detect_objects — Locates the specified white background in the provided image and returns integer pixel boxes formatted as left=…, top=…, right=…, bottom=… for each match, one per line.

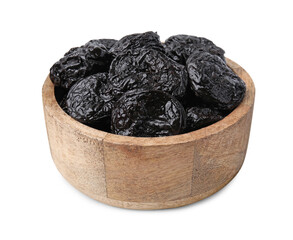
left=0, top=0, right=292, bottom=239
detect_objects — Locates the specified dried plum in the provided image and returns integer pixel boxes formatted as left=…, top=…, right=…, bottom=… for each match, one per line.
left=109, top=31, right=165, bottom=56
left=108, top=49, right=188, bottom=98
left=64, top=73, right=112, bottom=125
left=50, top=40, right=113, bottom=89
left=186, top=51, right=246, bottom=111
left=164, top=34, right=225, bottom=64
left=111, top=89, right=186, bottom=137
left=186, top=106, right=223, bottom=132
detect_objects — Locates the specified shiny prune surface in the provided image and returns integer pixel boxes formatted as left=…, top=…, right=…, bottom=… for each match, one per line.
left=109, top=31, right=165, bottom=56
left=108, top=49, right=188, bottom=98
left=186, top=106, right=224, bottom=132
left=111, top=89, right=186, bottom=137
left=186, top=51, right=246, bottom=111
left=50, top=40, right=113, bottom=89
left=64, top=73, right=112, bottom=125
left=164, top=34, right=225, bottom=64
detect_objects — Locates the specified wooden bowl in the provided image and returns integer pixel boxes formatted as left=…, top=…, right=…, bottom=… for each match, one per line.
left=42, top=58, right=255, bottom=210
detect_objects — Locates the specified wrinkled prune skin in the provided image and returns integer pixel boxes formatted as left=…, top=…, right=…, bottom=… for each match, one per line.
left=108, top=49, right=188, bottom=98
left=50, top=40, right=113, bottom=89
left=186, top=51, right=246, bottom=111
left=186, top=106, right=224, bottom=132
left=164, top=35, right=225, bottom=64
left=111, top=89, right=186, bottom=137
left=87, top=39, right=117, bottom=51
left=65, top=73, right=113, bottom=125
left=101, top=73, right=149, bottom=101
left=64, top=39, right=117, bottom=56
left=109, top=31, right=165, bottom=56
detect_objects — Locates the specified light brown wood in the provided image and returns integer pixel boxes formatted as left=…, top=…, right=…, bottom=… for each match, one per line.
left=42, top=58, right=255, bottom=209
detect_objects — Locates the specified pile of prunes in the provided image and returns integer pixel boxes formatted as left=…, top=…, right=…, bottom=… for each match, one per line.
left=50, top=32, right=246, bottom=137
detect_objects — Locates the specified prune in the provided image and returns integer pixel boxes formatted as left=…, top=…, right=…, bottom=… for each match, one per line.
left=64, top=73, right=113, bottom=125
left=186, top=106, right=224, bottom=132
left=111, top=89, right=186, bottom=137
left=164, top=34, right=225, bottom=64
left=186, top=51, right=246, bottom=111
left=108, top=49, right=188, bottom=98
left=50, top=40, right=113, bottom=89
left=109, top=31, right=165, bottom=56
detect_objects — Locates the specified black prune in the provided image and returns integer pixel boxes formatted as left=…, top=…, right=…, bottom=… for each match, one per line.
left=64, top=73, right=113, bottom=125
left=186, top=106, right=224, bottom=132
left=108, top=49, right=188, bottom=98
left=50, top=40, right=113, bottom=89
left=186, top=51, right=246, bottom=111
left=164, top=34, right=225, bottom=64
left=109, top=31, right=165, bottom=56
left=111, top=89, right=186, bottom=137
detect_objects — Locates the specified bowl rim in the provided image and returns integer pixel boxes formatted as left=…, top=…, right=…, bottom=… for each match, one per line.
left=43, top=58, right=255, bottom=146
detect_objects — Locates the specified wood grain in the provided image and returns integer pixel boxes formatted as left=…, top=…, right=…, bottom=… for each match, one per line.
left=42, top=58, right=255, bottom=209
